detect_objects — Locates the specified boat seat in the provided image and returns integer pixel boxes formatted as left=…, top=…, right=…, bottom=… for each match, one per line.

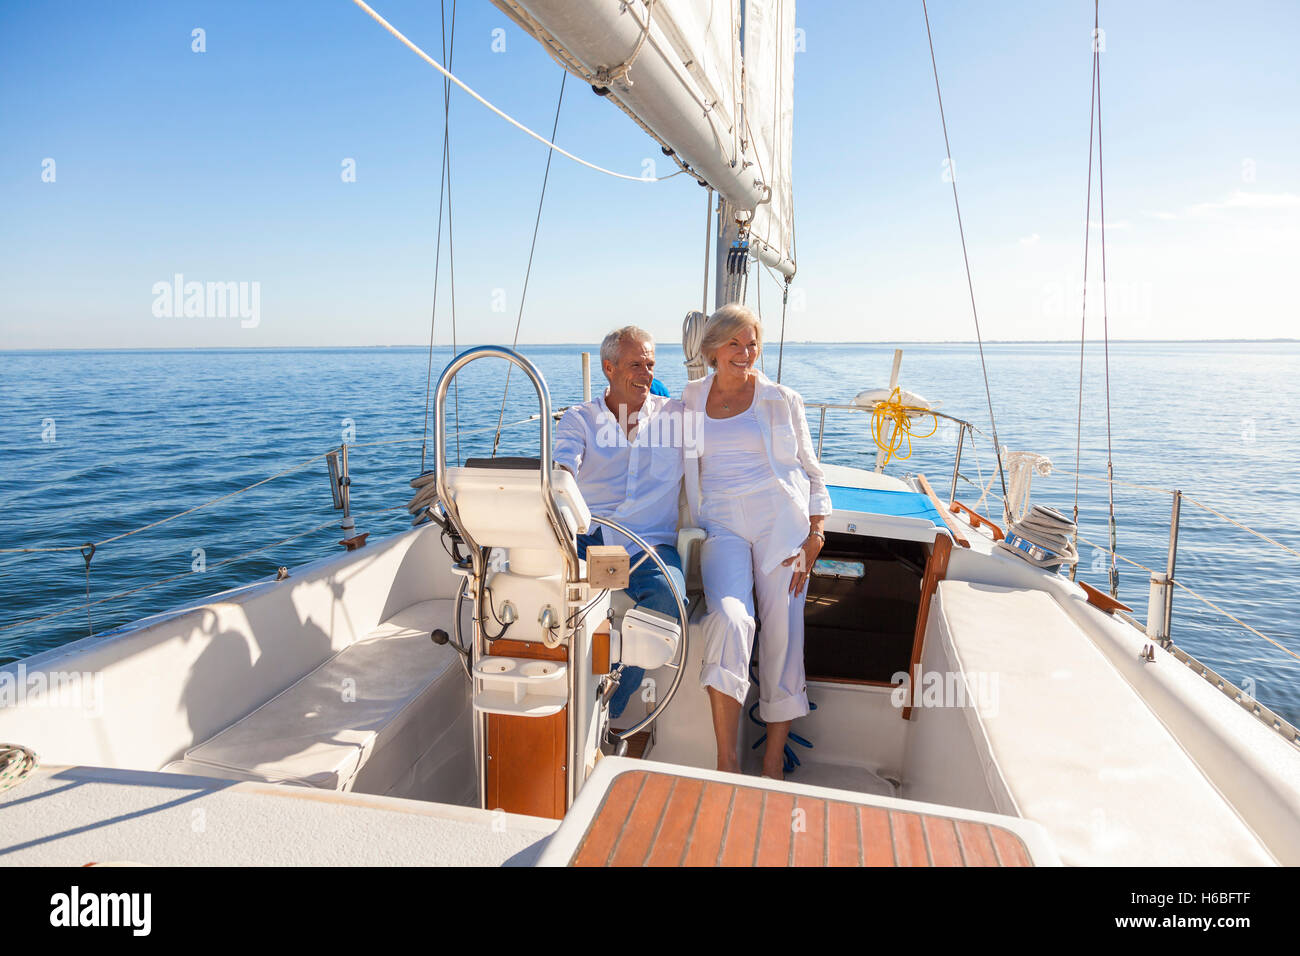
left=932, top=580, right=1277, bottom=866
left=166, top=600, right=466, bottom=793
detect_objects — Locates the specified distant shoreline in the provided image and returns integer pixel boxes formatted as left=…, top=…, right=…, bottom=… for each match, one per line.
left=3, top=339, right=1297, bottom=353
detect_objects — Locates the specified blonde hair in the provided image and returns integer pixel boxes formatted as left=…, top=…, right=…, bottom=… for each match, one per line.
left=701, top=303, right=763, bottom=369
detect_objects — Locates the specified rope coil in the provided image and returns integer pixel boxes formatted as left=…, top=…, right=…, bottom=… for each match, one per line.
left=0, top=744, right=38, bottom=793
left=868, top=387, right=938, bottom=467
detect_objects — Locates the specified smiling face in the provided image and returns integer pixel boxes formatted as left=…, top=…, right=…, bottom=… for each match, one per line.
left=603, top=335, right=655, bottom=414
left=712, top=323, right=760, bottom=382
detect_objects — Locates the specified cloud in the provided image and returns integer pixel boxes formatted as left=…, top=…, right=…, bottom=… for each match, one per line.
left=1019, top=233, right=1041, bottom=246
left=1187, top=191, right=1300, bottom=216
left=1142, top=210, right=1179, bottom=221
left=1088, top=219, right=1131, bottom=230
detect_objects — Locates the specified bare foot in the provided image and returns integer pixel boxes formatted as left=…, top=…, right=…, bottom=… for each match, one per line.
left=761, top=761, right=785, bottom=781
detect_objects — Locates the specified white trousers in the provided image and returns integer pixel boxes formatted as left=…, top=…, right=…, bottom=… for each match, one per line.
left=698, top=486, right=810, bottom=723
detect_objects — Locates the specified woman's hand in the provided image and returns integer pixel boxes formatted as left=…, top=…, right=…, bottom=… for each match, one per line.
left=782, top=531, right=825, bottom=595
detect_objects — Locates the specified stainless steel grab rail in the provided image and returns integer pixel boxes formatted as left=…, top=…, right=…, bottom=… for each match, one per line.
left=432, top=345, right=583, bottom=808
left=433, top=346, right=581, bottom=582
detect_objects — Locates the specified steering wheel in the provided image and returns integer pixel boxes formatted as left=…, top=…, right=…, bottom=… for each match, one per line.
left=585, top=515, right=690, bottom=746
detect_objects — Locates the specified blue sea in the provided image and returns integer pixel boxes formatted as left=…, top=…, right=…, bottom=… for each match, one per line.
left=2, top=342, right=1298, bottom=725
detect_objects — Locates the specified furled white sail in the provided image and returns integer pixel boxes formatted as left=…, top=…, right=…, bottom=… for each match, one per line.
left=494, top=0, right=796, bottom=277
left=740, top=0, right=795, bottom=277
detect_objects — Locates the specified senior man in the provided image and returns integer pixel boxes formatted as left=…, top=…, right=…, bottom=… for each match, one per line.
left=553, top=326, right=686, bottom=722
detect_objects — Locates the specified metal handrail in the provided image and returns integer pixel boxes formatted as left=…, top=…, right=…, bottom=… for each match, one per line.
left=804, top=400, right=983, bottom=501
left=432, top=346, right=580, bottom=583
left=431, top=345, right=583, bottom=810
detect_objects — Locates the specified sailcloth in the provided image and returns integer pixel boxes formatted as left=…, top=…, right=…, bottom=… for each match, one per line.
left=493, top=0, right=796, bottom=277
left=741, top=0, right=796, bottom=276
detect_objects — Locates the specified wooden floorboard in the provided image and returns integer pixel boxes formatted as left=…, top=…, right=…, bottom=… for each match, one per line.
left=570, top=770, right=1036, bottom=867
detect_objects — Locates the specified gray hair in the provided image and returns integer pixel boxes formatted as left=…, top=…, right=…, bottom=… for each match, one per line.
left=599, top=325, right=655, bottom=371
left=701, top=303, right=762, bottom=369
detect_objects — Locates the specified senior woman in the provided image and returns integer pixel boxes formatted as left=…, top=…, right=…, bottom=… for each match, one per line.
left=683, top=303, right=831, bottom=778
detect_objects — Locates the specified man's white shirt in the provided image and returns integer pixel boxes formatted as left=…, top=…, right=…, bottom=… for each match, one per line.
left=552, top=391, right=685, bottom=556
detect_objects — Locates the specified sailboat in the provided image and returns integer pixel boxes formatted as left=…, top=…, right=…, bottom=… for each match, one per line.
left=2, top=0, right=1298, bottom=868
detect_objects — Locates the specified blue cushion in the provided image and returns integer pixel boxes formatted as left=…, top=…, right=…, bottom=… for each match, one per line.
left=827, top=485, right=945, bottom=527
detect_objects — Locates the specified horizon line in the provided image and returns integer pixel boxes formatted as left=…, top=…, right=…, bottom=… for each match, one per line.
left=3, top=337, right=1297, bottom=353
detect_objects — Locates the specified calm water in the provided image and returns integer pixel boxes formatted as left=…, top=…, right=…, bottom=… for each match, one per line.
left=2, top=342, right=1298, bottom=725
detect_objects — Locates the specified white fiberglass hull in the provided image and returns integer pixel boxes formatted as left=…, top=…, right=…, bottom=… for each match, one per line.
left=2, top=464, right=1298, bottom=866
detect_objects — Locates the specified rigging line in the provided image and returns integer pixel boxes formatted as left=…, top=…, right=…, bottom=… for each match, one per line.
left=1071, top=6, right=1100, bottom=582
left=619, top=0, right=737, bottom=168
left=606, top=0, right=656, bottom=86
left=920, top=0, right=1011, bottom=521
left=420, top=0, right=454, bottom=474
left=756, top=261, right=790, bottom=382
left=502, top=0, right=716, bottom=162
left=0, top=506, right=411, bottom=636
left=0, top=422, right=564, bottom=562
left=776, top=280, right=789, bottom=384
left=1073, top=533, right=1300, bottom=666
left=83, top=549, right=93, bottom=637
left=492, top=70, right=568, bottom=458
left=732, top=0, right=740, bottom=166
left=497, top=5, right=695, bottom=187
left=440, top=0, right=462, bottom=467
left=1095, top=3, right=1119, bottom=599
left=755, top=249, right=766, bottom=373
left=702, top=187, right=713, bottom=314
left=1049, top=467, right=1173, bottom=497
left=771, top=267, right=790, bottom=384
left=965, top=428, right=991, bottom=517
left=350, top=0, right=684, bottom=183
left=0, top=450, right=336, bottom=554
left=0, top=518, right=336, bottom=635
left=1182, top=495, right=1300, bottom=560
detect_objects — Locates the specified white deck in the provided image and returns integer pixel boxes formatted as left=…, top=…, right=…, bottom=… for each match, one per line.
left=0, top=765, right=555, bottom=867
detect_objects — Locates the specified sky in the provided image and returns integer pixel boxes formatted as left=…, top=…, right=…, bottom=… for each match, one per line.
left=1, top=0, right=1297, bottom=350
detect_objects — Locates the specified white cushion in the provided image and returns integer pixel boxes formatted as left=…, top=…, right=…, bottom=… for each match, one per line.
left=934, top=580, right=1276, bottom=866
left=180, top=600, right=463, bottom=792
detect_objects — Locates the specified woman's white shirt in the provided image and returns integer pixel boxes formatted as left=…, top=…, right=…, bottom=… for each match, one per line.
left=700, top=400, right=770, bottom=497
left=682, top=370, right=832, bottom=575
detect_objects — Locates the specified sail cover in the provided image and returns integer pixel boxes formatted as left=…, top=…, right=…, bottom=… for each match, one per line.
left=493, top=0, right=796, bottom=277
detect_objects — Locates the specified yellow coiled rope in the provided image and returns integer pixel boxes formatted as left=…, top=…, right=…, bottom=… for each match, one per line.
left=870, top=387, right=939, bottom=467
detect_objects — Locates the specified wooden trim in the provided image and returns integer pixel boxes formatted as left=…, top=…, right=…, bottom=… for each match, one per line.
left=949, top=499, right=1004, bottom=541
left=916, top=474, right=970, bottom=548
left=484, top=634, right=570, bottom=819
left=592, top=622, right=611, bottom=674
left=623, top=729, right=651, bottom=759
left=486, top=637, right=567, bottom=662
left=485, top=707, right=567, bottom=820
left=806, top=674, right=903, bottom=689
left=903, top=533, right=952, bottom=720
left=1078, top=580, right=1133, bottom=615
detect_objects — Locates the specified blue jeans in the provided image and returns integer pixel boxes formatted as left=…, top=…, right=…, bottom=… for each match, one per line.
left=578, top=530, right=685, bottom=720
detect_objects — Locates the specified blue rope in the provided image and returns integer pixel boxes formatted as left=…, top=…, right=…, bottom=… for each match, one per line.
left=747, top=663, right=815, bottom=774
